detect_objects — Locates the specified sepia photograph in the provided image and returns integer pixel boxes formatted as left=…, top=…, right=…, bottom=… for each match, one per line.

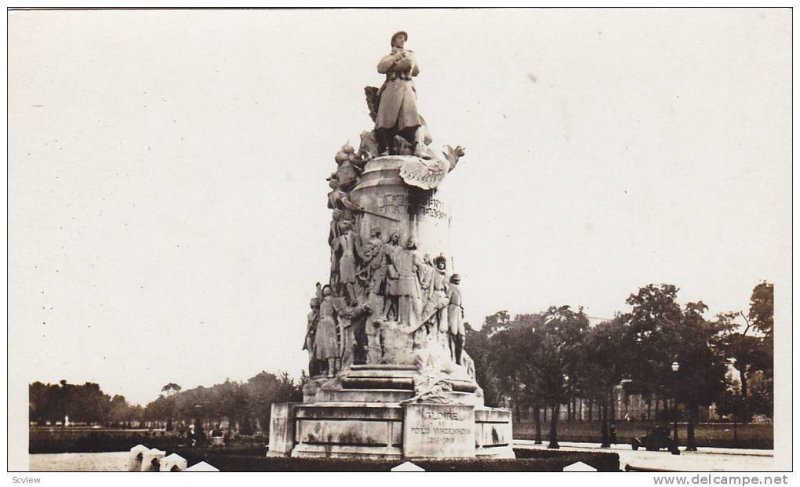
left=6, top=5, right=792, bottom=480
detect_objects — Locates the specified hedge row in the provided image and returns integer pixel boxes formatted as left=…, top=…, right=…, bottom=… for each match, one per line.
left=29, top=431, right=185, bottom=454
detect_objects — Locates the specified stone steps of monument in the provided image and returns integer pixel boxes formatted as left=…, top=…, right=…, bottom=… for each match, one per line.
left=296, top=402, right=403, bottom=420
left=340, top=377, right=477, bottom=394
left=349, top=364, right=419, bottom=371
left=341, top=377, right=415, bottom=390
left=315, top=389, right=483, bottom=406
left=344, top=370, right=418, bottom=379
left=341, top=366, right=479, bottom=394
left=316, top=389, right=413, bottom=403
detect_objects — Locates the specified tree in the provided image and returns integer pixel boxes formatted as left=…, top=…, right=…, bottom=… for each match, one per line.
left=29, top=380, right=141, bottom=427
left=29, top=382, right=52, bottom=425
left=464, top=322, right=503, bottom=407
left=144, top=371, right=303, bottom=435
left=672, top=302, right=728, bottom=450
left=716, top=282, right=774, bottom=423
left=467, top=307, right=589, bottom=448
left=161, top=383, right=182, bottom=397
left=748, top=282, right=774, bottom=338
left=621, top=284, right=684, bottom=422
left=530, top=306, right=588, bottom=449
left=244, top=371, right=301, bottom=433
left=582, top=317, right=627, bottom=447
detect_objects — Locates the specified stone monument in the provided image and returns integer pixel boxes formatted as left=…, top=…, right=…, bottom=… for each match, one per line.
left=269, top=31, right=513, bottom=460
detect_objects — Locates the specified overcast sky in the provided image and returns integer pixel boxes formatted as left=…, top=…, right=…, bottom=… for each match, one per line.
left=8, top=8, right=791, bottom=406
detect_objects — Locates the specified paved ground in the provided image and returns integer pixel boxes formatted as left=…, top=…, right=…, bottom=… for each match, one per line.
left=29, top=444, right=778, bottom=472
left=514, top=440, right=777, bottom=471
left=28, top=452, right=130, bottom=471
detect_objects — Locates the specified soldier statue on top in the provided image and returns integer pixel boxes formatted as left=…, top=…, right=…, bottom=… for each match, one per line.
left=374, top=31, right=422, bottom=156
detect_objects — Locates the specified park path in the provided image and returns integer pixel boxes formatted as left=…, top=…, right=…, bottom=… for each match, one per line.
left=514, top=440, right=777, bottom=471
left=28, top=452, right=129, bottom=471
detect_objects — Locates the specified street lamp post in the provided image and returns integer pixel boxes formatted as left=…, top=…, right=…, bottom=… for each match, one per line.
left=671, top=362, right=680, bottom=444
left=686, top=410, right=698, bottom=451
left=194, top=404, right=206, bottom=446
left=548, top=374, right=568, bottom=449
left=547, top=403, right=560, bottom=449
left=600, top=385, right=610, bottom=448
left=600, top=403, right=610, bottom=447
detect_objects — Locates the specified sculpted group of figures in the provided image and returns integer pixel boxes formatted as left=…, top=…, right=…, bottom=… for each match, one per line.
left=303, top=231, right=466, bottom=378
left=301, top=31, right=469, bottom=379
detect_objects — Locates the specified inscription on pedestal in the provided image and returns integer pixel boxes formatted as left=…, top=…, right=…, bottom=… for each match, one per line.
left=403, top=403, right=475, bottom=458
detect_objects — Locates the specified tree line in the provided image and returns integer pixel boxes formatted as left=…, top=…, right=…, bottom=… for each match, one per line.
left=465, top=282, right=773, bottom=448
left=142, top=372, right=302, bottom=434
left=29, top=380, right=144, bottom=427
left=29, top=371, right=303, bottom=435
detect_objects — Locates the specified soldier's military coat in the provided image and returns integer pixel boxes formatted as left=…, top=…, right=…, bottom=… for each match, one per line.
left=375, top=49, right=422, bottom=131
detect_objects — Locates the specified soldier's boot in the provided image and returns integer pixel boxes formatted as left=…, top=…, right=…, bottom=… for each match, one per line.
left=399, top=127, right=418, bottom=155
left=454, top=334, right=465, bottom=365
left=376, top=129, right=390, bottom=156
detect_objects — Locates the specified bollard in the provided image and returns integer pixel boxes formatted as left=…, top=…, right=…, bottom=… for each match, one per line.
left=186, top=461, right=219, bottom=472
left=160, top=453, right=188, bottom=472
left=128, top=444, right=150, bottom=472
left=140, top=448, right=166, bottom=472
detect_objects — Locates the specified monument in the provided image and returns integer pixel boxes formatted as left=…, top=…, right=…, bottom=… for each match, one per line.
left=269, top=31, right=513, bottom=460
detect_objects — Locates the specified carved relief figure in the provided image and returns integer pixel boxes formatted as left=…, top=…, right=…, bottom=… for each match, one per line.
left=417, top=254, right=435, bottom=300
left=358, top=129, right=379, bottom=161
left=303, top=297, right=321, bottom=376
left=334, top=220, right=359, bottom=304
left=327, top=178, right=361, bottom=223
left=330, top=147, right=360, bottom=193
left=357, top=228, right=384, bottom=294
left=390, top=237, right=423, bottom=328
left=420, top=255, right=449, bottom=339
left=332, top=298, right=372, bottom=368
left=315, top=285, right=341, bottom=377
left=447, top=273, right=465, bottom=365
left=381, top=231, right=403, bottom=319
left=328, top=209, right=344, bottom=289
left=375, top=31, right=422, bottom=156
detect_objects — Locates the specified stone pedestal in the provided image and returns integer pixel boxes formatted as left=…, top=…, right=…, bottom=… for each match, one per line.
left=267, top=402, right=296, bottom=458
left=275, top=365, right=513, bottom=459
left=475, top=408, right=515, bottom=458
left=291, top=402, right=404, bottom=459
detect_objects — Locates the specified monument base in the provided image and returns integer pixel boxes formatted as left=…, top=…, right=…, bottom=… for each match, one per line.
left=270, top=366, right=513, bottom=460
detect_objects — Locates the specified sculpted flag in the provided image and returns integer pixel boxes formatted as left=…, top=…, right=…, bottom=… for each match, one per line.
left=397, top=144, right=466, bottom=190
left=398, top=157, right=451, bottom=190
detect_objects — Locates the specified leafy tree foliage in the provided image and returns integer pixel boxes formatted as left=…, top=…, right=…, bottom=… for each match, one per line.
left=143, top=371, right=302, bottom=434
left=30, top=370, right=303, bottom=434
left=716, top=281, right=774, bottom=422
left=28, top=381, right=140, bottom=426
left=469, top=281, right=772, bottom=446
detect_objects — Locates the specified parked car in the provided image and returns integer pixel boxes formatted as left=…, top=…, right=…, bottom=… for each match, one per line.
left=631, top=426, right=680, bottom=454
